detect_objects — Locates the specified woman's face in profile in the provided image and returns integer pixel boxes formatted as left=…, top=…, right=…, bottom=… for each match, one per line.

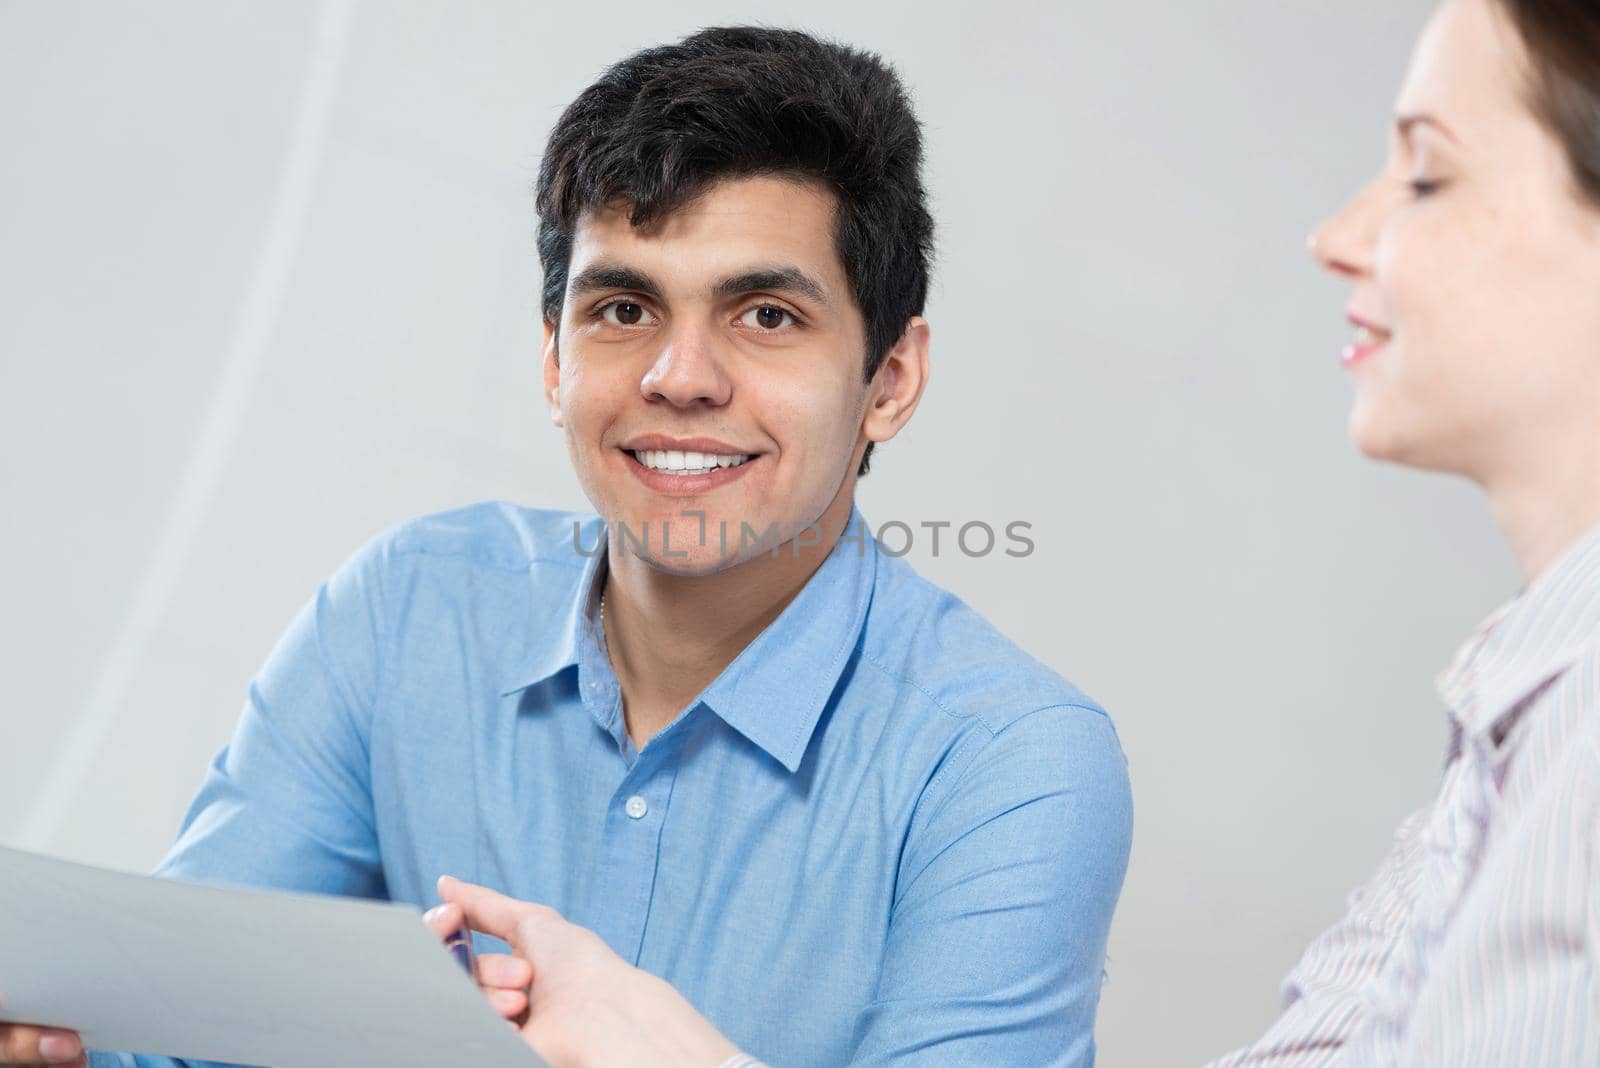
left=1310, top=0, right=1600, bottom=485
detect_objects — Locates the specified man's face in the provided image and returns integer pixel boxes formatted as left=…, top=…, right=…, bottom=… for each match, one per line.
left=543, top=175, right=875, bottom=575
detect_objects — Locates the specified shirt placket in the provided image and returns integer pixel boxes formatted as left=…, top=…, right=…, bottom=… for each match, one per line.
left=588, top=723, right=685, bottom=965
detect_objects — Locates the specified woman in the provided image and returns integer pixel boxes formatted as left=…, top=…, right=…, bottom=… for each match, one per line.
left=444, top=0, right=1600, bottom=1063
left=1211, top=0, right=1600, bottom=1063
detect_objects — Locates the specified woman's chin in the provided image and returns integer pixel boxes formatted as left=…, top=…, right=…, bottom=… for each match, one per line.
left=1348, top=406, right=1465, bottom=475
left=1348, top=402, right=1416, bottom=466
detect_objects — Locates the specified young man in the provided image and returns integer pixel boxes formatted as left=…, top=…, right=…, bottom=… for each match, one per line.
left=11, top=26, right=1131, bottom=1068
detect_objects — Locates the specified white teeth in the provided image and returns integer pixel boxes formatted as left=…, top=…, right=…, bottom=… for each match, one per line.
left=632, top=449, right=752, bottom=474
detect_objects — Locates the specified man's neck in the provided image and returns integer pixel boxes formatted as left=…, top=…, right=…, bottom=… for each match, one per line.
left=600, top=488, right=858, bottom=750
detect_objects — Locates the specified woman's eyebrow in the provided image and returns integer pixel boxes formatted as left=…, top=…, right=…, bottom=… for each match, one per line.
left=1396, top=112, right=1460, bottom=145
left=713, top=266, right=830, bottom=306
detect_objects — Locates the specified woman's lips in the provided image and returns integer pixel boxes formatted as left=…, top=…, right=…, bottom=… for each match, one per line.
left=1341, top=336, right=1387, bottom=367
left=1342, top=318, right=1391, bottom=368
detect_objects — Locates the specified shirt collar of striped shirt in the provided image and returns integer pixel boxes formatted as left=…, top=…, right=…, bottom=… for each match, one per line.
left=1437, top=519, right=1600, bottom=743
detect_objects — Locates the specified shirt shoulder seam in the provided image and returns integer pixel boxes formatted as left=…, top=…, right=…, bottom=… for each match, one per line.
left=388, top=543, right=589, bottom=574
left=855, top=647, right=1106, bottom=737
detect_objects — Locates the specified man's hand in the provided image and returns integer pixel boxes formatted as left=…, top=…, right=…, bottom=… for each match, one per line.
left=436, top=875, right=743, bottom=1068
left=0, top=1023, right=85, bottom=1067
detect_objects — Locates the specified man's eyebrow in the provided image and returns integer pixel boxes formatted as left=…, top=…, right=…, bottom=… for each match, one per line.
left=1396, top=112, right=1460, bottom=145
left=567, top=264, right=663, bottom=300
left=713, top=266, right=830, bottom=306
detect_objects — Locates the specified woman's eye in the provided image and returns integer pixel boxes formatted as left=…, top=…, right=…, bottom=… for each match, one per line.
left=740, top=305, right=794, bottom=331
left=601, top=301, right=650, bottom=326
left=1408, top=178, right=1442, bottom=197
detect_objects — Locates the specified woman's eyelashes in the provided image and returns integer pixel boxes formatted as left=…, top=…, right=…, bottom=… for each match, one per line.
left=1394, top=134, right=1449, bottom=200
left=1401, top=153, right=1446, bottom=197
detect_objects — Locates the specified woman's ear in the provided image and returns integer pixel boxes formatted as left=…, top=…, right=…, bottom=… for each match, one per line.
left=541, top=318, right=564, bottom=428
left=861, top=317, right=931, bottom=445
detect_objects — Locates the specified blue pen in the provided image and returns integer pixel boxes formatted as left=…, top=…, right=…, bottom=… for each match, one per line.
left=444, top=922, right=477, bottom=977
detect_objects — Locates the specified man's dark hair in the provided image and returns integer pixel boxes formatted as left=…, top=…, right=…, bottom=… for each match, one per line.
left=536, top=25, right=935, bottom=477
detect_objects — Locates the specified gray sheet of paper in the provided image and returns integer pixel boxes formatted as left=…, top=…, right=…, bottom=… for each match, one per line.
left=0, top=845, right=545, bottom=1067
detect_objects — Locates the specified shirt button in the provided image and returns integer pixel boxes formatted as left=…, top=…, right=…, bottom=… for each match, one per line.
left=624, top=795, right=648, bottom=820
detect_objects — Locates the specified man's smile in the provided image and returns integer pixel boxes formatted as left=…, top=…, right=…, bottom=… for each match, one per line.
left=617, top=434, right=765, bottom=495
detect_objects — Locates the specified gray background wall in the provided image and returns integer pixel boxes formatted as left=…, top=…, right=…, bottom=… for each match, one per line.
left=0, top=1, right=1512, bottom=1063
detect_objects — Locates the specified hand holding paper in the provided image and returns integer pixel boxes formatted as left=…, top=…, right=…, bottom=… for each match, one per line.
left=422, top=903, right=534, bottom=1024
left=0, top=1021, right=84, bottom=1067
left=437, top=876, right=742, bottom=1068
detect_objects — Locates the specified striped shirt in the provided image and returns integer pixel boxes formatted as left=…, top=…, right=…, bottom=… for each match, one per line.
left=1209, top=523, right=1600, bottom=1066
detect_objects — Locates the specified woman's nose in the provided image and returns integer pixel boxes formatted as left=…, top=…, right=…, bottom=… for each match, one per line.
left=1308, top=180, right=1383, bottom=280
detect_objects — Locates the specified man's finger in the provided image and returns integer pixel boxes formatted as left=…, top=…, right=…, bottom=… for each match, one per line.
left=475, top=952, right=533, bottom=990
left=39, top=1030, right=83, bottom=1066
left=0, top=1022, right=84, bottom=1064
left=0, top=1022, right=40, bottom=1061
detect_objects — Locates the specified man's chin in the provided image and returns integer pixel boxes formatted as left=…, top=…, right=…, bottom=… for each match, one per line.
left=609, top=532, right=792, bottom=578
left=610, top=506, right=765, bottom=554
left=632, top=550, right=745, bottom=578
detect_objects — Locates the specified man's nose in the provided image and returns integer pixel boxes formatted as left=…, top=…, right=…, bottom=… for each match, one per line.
left=638, top=323, right=734, bottom=408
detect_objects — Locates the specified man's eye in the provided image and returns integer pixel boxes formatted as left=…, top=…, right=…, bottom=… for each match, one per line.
left=601, top=301, right=650, bottom=326
left=739, top=305, right=794, bottom=331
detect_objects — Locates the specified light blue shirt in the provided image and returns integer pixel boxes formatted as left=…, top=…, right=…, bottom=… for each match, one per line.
left=91, top=501, right=1132, bottom=1067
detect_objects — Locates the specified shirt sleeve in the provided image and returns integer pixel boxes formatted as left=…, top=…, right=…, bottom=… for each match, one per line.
left=86, top=534, right=393, bottom=1068
left=1205, top=806, right=1431, bottom=1067
left=845, top=704, right=1134, bottom=1067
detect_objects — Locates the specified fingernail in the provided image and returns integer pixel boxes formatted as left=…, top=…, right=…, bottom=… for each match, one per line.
left=40, top=1032, right=83, bottom=1061
left=424, top=905, right=445, bottom=922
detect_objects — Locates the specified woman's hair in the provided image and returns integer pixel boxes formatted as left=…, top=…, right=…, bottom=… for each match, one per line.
left=536, top=26, right=936, bottom=477
left=1494, top=0, right=1600, bottom=205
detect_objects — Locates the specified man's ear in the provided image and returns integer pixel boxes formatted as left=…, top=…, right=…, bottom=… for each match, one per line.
left=541, top=317, right=564, bottom=428
left=861, top=317, right=931, bottom=445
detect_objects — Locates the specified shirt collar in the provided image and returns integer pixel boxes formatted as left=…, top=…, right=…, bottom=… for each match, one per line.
left=697, top=505, right=878, bottom=772
left=500, top=506, right=879, bottom=774
left=1437, top=519, right=1600, bottom=740
left=498, top=516, right=604, bottom=697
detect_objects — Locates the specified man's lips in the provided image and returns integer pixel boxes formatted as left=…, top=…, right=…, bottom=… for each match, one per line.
left=619, top=446, right=760, bottom=496
left=619, top=434, right=758, bottom=455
